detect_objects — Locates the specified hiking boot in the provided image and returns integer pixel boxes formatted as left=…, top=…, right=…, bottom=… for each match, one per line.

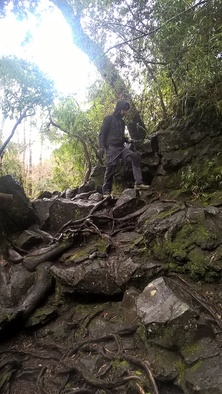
left=134, top=183, right=151, bottom=190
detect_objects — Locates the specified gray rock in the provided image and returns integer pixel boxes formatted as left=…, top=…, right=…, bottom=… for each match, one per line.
left=138, top=201, right=185, bottom=240
left=16, top=229, right=43, bottom=250
left=50, top=255, right=139, bottom=295
left=181, top=337, right=219, bottom=365
left=32, top=198, right=53, bottom=229
left=121, top=287, right=140, bottom=325
left=48, top=199, right=96, bottom=232
left=0, top=175, right=37, bottom=232
left=65, top=188, right=78, bottom=199
left=36, top=191, right=53, bottom=199
left=185, top=355, right=222, bottom=393
left=88, top=192, right=103, bottom=201
left=113, top=188, right=145, bottom=218
left=0, top=264, right=36, bottom=308
left=136, top=277, right=192, bottom=325
left=33, top=198, right=98, bottom=233
left=7, top=248, right=23, bottom=263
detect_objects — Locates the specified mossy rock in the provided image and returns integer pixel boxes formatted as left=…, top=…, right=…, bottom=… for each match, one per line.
left=151, top=218, right=221, bottom=280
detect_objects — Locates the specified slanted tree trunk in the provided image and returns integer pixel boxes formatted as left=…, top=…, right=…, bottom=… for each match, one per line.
left=28, top=123, right=33, bottom=197
left=77, top=135, right=91, bottom=184
left=0, top=111, right=32, bottom=160
left=51, top=0, right=146, bottom=140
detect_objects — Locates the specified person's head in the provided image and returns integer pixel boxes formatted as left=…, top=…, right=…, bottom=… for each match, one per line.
left=114, top=100, right=130, bottom=117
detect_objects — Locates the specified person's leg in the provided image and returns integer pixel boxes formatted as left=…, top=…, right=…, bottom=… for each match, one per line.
left=102, top=164, right=116, bottom=195
left=102, top=145, right=121, bottom=195
left=122, top=147, right=150, bottom=189
left=122, top=148, right=143, bottom=184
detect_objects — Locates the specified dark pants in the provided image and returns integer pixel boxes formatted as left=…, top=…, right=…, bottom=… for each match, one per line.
left=102, top=145, right=143, bottom=194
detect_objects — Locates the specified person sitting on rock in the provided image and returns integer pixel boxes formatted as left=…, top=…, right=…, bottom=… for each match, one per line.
left=98, top=100, right=150, bottom=198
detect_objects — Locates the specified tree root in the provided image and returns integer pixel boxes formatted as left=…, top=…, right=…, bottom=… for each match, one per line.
left=96, top=342, right=159, bottom=394
left=62, top=389, right=95, bottom=393
left=36, top=365, right=48, bottom=394
left=120, top=353, right=159, bottom=394
left=135, top=382, right=146, bottom=394
left=57, top=360, right=141, bottom=390
left=57, top=320, right=159, bottom=393
left=55, top=197, right=113, bottom=237
left=114, top=205, right=149, bottom=223
left=23, top=239, right=74, bottom=271
left=0, top=359, right=21, bottom=393
left=63, top=324, right=139, bottom=358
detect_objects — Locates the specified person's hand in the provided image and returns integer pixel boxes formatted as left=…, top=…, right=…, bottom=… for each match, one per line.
left=98, top=148, right=105, bottom=159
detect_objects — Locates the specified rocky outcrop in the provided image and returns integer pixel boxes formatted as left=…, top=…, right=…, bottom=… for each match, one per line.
left=1, top=89, right=222, bottom=392
left=0, top=175, right=37, bottom=233
left=91, top=114, right=222, bottom=192
left=0, top=174, right=221, bottom=394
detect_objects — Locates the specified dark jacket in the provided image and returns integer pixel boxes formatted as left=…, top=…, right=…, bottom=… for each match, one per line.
left=99, top=100, right=130, bottom=149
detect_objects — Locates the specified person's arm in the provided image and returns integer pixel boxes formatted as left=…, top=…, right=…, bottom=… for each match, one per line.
left=99, top=115, right=112, bottom=148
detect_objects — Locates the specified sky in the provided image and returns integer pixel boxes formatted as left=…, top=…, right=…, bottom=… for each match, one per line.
left=0, top=4, right=99, bottom=102
left=0, top=3, right=99, bottom=165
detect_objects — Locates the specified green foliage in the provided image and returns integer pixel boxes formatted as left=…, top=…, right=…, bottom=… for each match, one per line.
left=52, top=140, right=85, bottom=190
left=50, top=87, right=120, bottom=190
left=81, top=0, right=222, bottom=131
left=50, top=95, right=99, bottom=189
left=87, top=80, right=116, bottom=130
left=0, top=56, right=56, bottom=118
left=181, top=160, right=222, bottom=194
left=0, top=0, right=39, bottom=19
left=152, top=0, right=222, bottom=118
left=51, top=95, right=96, bottom=146
left=0, top=142, right=25, bottom=185
left=187, top=248, right=207, bottom=279
left=30, top=158, right=59, bottom=198
left=32, top=176, right=58, bottom=198
left=1, top=1, right=222, bottom=135
left=0, top=0, right=221, bottom=192
left=0, top=142, right=58, bottom=198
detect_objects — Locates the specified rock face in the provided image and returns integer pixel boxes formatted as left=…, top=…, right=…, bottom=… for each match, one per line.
left=50, top=255, right=140, bottom=295
left=0, top=175, right=37, bottom=232
left=0, top=178, right=221, bottom=394
left=147, top=111, right=222, bottom=191
left=113, top=188, right=145, bottom=217
left=136, top=277, right=193, bottom=324
left=0, top=113, right=222, bottom=393
left=91, top=114, right=222, bottom=192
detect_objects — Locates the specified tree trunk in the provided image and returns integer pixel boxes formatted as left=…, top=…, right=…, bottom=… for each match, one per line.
left=51, top=0, right=146, bottom=140
left=77, top=135, right=92, bottom=184
left=28, top=123, right=33, bottom=197
left=0, top=111, right=31, bottom=159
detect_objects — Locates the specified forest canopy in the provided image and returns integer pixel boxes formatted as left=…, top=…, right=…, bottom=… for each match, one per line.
left=0, top=0, right=221, bottom=196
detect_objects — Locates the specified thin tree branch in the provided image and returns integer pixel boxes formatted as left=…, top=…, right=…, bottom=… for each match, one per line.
left=49, top=116, right=69, bottom=134
left=76, top=135, right=91, bottom=184
left=0, top=109, right=34, bottom=157
left=104, top=0, right=208, bottom=54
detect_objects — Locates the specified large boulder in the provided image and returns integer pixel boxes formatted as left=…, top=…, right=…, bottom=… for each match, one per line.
left=50, top=255, right=140, bottom=295
left=33, top=197, right=97, bottom=233
left=113, top=188, right=145, bottom=218
left=136, top=277, right=194, bottom=325
left=151, top=119, right=222, bottom=190
left=0, top=175, right=37, bottom=233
